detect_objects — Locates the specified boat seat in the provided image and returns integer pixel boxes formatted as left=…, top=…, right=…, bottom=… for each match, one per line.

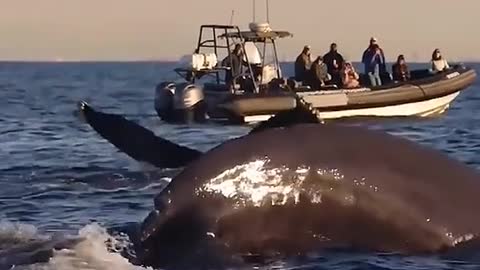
left=410, top=69, right=433, bottom=80
left=359, top=74, right=370, bottom=86
left=238, top=77, right=256, bottom=93
left=295, top=86, right=312, bottom=92
left=359, top=72, right=393, bottom=87
left=318, top=85, right=339, bottom=90
left=204, top=83, right=230, bottom=92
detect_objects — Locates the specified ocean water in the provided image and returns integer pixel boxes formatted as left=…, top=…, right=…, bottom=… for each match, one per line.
left=0, top=61, right=479, bottom=270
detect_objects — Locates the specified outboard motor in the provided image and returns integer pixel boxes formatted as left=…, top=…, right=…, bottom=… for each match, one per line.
left=154, top=82, right=176, bottom=122
left=154, top=82, right=207, bottom=123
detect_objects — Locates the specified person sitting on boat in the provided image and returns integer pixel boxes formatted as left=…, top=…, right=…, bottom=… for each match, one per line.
left=308, top=56, right=331, bottom=89
left=341, top=61, right=360, bottom=88
left=392, top=54, right=410, bottom=82
left=430, top=48, right=450, bottom=73
left=221, top=44, right=244, bottom=87
left=323, top=43, right=344, bottom=86
left=294, top=45, right=312, bottom=84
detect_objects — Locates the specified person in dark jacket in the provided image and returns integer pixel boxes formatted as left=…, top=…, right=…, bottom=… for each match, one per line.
left=363, top=43, right=385, bottom=86
left=362, top=37, right=386, bottom=86
left=309, top=56, right=330, bottom=89
left=222, top=44, right=243, bottom=87
left=294, top=45, right=312, bottom=84
left=361, top=37, right=386, bottom=68
left=323, top=43, right=344, bottom=86
left=392, top=54, right=410, bottom=82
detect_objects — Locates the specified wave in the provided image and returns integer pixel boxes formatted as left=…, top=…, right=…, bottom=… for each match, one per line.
left=0, top=220, right=151, bottom=270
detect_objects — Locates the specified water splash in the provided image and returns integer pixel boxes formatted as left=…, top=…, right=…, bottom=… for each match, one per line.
left=0, top=221, right=150, bottom=270
left=0, top=220, right=41, bottom=246
left=43, top=223, right=149, bottom=270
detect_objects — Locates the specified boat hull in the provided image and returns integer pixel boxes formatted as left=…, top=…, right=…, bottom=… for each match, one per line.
left=319, top=90, right=458, bottom=119
left=216, top=91, right=459, bottom=123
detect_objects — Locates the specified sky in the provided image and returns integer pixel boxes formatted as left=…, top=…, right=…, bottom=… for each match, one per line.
left=0, top=0, right=479, bottom=62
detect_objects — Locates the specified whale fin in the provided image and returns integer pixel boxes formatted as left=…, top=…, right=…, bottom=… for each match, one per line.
left=77, top=101, right=202, bottom=168
left=249, top=102, right=322, bottom=134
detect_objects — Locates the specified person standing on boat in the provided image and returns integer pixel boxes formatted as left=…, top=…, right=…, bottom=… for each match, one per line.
left=222, top=44, right=244, bottom=87
left=362, top=37, right=386, bottom=86
left=392, top=54, right=410, bottom=82
left=362, top=37, right=386, bottom=68
left=294, top=45, right=312, bottom=84
left=309, top=56, right=331, bottom=89
left=363, top=44, right=385, bottom=87
left=430, top=48, right=450, bottom=73
left=323, top=43, right=344, bottom=86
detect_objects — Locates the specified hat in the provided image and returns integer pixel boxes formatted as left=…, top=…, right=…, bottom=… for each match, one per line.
left=304, top=45, right=311, bottom=50
left=370, top=37, right=378, bottom=42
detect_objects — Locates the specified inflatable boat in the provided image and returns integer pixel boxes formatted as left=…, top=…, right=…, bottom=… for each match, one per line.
left=154, top=24, right=477, bottom=124
left=217, top=65, right=476, bottom=123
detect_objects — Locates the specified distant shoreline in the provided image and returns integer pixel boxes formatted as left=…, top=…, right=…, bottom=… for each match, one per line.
left=0, top=60, right=178, bottom=64
left=0, top=60, right=478, bottom=64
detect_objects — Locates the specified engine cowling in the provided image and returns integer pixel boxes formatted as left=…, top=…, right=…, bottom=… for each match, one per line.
left=154, top=82, right=206, bottom=123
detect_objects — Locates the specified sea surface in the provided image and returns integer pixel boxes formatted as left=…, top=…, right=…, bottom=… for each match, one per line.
left=0, top=61, right=479, bottom=270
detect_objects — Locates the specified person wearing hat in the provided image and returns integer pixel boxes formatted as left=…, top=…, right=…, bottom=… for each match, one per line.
left=323, top=43, right=344, bottom=86
left=392, top=54, right=410, bottom=82
left=361, top=37, right=386, bottom=86
left=309, top=55, right=331, bottom=89
left=294, top=45, right=312, bottom=84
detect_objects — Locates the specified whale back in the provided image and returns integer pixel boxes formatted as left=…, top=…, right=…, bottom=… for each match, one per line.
left=162, top=124, right=480, bottom=243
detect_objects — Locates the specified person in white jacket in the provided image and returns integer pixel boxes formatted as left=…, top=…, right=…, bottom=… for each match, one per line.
left=430, top=48, right=450, bottom=73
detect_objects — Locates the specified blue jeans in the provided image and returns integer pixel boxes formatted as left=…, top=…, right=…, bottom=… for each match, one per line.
left=368, top=71, right=382, bottom=87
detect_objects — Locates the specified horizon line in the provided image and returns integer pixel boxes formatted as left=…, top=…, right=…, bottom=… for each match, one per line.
left=0, top=59, right=479, bottom=64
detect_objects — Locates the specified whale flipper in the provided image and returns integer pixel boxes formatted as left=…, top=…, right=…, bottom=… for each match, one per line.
left=250, top=101, right=322, bottom=134
left=78, top=101, right=202, bottom=169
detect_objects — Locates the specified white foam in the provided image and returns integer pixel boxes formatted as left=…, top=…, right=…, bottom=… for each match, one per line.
left=43, top=223, right=151, bottom=270
left=0, top=220, right=40, bottom=243
left=2, top=221, right=151, bottom=270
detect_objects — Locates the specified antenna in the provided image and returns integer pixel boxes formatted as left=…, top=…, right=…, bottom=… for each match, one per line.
left=266, top=0, right=270, bottom=23
left=230, top=10, right=235, bottom=25
left=252, top=0, right=256, bottom=22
